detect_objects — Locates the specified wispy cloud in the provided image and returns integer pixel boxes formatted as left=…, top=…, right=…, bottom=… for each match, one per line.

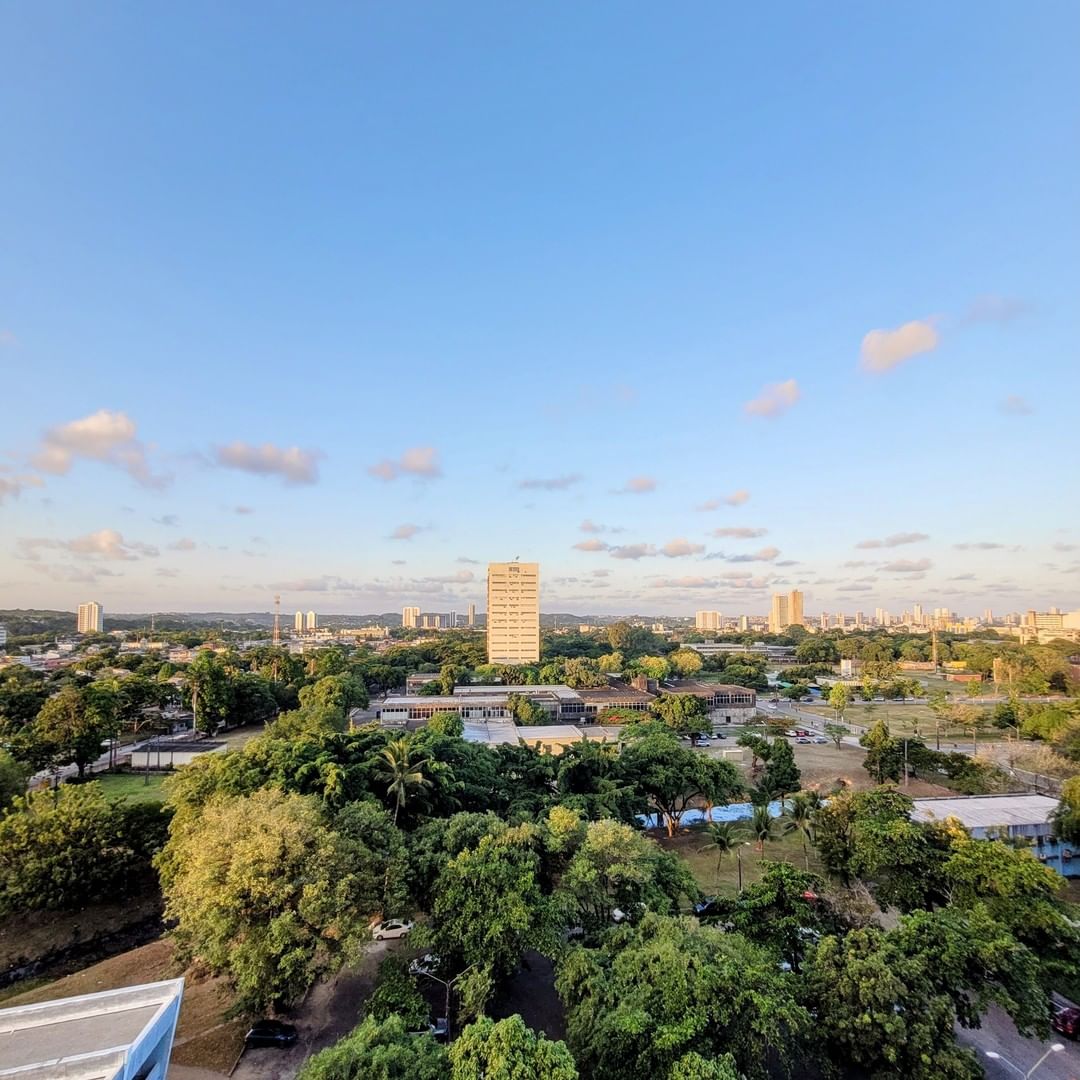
left=573, top=539, right=610, bottom=552
left=169, top=537, right=197, bottom=551
left=610, top=543, right=657, bottom=560
left=962, top=294, right=1029, bottom=325
left=881, top=558, right=933, bottom=573
left=860, top=320, right=939, bottom=373
left=0, top=329, right=17, bottom=347
left=233, top=505, right=255, bottom=515
left=953, top=541, right=1005, bottom=551
left=368, top=446, right=442, bottom=481
left=999, top=394, right=1033, bottom=416
left=648, top=576, right=719, bottom=589
left=856, top=532, right=929, bottom=549
left=214, top=441, right=321, bottom=485
left=725, top=546, right=781, bottom=563
left=711, top=527, right=767, bottom=539
left=19, top=528, right=159, bottom=562
left=519, top=473, right=582, bottom=490
left=614, top=475, right=657, bottom=495
left=661, top=538, right=705, bottom=558
left=34, top=409, right=171, bottom=489
left=153, top=514, right=180, bottom=527
left=579, top=519, right=623, bottom=534
left=0, top=471, right=43, bottom=505
left=744, top=379, right=800, bottom=418
left=389, top=523, right=425, bottom=541
left=456, top=556, right=480, bottom=564
left=697, top=489, right=751, bottom=511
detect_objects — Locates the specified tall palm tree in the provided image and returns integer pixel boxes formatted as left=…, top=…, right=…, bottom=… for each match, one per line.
left=699, top=821, right=746, bottom=888
left=786, top=791, right=817, bottom=870
left=374, top=738, right=432, bottom=825
left=750, top=804, right=777, bottom=854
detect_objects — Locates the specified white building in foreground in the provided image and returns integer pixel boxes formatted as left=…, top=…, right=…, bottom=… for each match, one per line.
left=0, top=978, right=184, bottom=1080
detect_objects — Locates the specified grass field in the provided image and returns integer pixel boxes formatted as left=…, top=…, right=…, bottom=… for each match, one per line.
left=215, top=724, right=266, bottom=749
left=801, top=702, right=1005, bottom=741
left=661, top=827, right=825, bottom=897
left=91, top=771, right=167, bottom=802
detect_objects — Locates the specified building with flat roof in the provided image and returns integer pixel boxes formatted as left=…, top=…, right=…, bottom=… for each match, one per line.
left=695, top=610, right=722, bottom=631
left=402, top=606, right=421, bottom=629
left=0, top=978, right=184, bottom=1080
left=487, top=561, right=540, bottom=664
left=911, top=794, right=1076, bottom=878
left=77, top=601, right=103, bottom=634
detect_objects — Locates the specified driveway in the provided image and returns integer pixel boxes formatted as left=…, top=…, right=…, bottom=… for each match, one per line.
left=957, top=1004, right=1079, bottom=1080
left=230, top=939, right=402, bottom=1080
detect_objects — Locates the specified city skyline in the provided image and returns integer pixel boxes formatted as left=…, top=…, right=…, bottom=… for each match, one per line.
left=2, top=5, right=1078, bottom=616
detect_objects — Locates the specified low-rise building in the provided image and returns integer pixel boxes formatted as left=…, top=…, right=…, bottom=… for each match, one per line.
left=911, top=794, right=1076, bottom=878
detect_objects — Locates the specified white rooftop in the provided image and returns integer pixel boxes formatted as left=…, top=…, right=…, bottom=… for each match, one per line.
left=0, top=979, right=184, bottom=1080
left=910, top=793, right=1059, bottom=830
left=461, top=720, right=521, bottom=745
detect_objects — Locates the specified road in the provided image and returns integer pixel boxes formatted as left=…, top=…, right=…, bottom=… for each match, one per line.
left=958, top=1005, right=1079, bottom=1079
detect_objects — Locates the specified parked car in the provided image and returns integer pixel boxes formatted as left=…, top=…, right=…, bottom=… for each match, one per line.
left=1051, top=993, right=1079, bottom=1038
left=693, top=896, right=726, bottom=918
left=796, top=737, right=812, bottom=744
left=372, top=919, right=414, bottom=941
left=812, top=736, right=829, bottom=744
left=409, top=1018, right=450, bottom=1042
left=245, top=1020, right=298, bottom=1049
left=409, top=953, right=442, bottom=978
left=784, top=730, right=799, bottom=738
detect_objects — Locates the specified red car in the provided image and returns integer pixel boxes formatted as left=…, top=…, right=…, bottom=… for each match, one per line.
left=1051, top=993, right=1079, bottom=1039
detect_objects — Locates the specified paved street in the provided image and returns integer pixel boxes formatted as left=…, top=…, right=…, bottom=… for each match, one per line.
left=958, top=1005, right=1079, bottom=1079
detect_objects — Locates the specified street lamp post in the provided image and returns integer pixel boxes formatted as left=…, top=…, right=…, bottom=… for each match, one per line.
left=422, top=963, right=477, bottom=1042
left=985, top=1042, right=1064, bottom=1078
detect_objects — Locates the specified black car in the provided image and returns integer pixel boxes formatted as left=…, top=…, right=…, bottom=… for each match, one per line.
left=245, top=1020, right=299, bottom=1049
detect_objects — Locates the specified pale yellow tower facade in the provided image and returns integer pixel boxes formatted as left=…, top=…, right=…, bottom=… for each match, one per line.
left=486, top=561, right=540, bottom=664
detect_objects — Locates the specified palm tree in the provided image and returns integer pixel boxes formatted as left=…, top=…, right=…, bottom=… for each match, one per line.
left=374, top=738, right=432, bottom=825
left=699, top=821, right=746, bottom=888
left=786, top=791, right=817, bottom=870
left=750, top=804, right=777, bottom=854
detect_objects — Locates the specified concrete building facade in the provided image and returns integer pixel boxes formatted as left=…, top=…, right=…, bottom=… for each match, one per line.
left=77, top=601, right=103, bottom=633
left=402, top=606, right=421, bottom=629
left=486, top=561, right=540, bottom=664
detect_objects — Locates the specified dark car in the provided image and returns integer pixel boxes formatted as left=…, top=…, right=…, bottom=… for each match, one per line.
left=245, top=1020, right=299, bottom=1049
left=410, top=1018, right=450, bottom=1042
left=1051, top=993, right=1079, bottom=1038
left=693, top=896, right=726, bottom=918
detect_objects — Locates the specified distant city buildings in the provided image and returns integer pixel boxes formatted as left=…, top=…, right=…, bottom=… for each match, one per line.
left=767, top=590, right=803, bottom=633
left=402, top=606, right=421, bottom=629
left=305, top=610, right=318, bottom=631
left=0, top=624, right=7, bottom=647
left=738, top=615, right=750, bottom=631
left=77, top=601, right=103, bottom=633
left=467, top=603, right=476, bottom=627
left=294, top=610, right=304, bottom=633
left=487, top=561, right=540, bottom=664
left=695, top=610, right=722, bottom=631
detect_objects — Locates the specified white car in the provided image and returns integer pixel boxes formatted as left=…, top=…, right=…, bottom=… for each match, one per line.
left=408, top=953, right=441, bottom=977
left=372, top=919, right=414, bottom=941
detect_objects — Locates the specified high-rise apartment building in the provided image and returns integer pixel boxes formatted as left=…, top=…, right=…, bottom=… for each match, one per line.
left=738, top=615, right=750, bottom=631
left=834, top=612, right=845, bottom=629
left=768, top=590, right=803, bottom=633
left=487, top=561, right=540, bottom=664
left=819, top=612, right=829, bottom=630
left=0, top=624, right=7, bottom=647
left=983, top=608, right=994, bottom=625
left=874, top=607, right=890, bottom=626
left=912, top=603, right=923, bottom=626
left=306, top=610, right=318, bottom=631
left=467, top=603, right=476, bottom=627
left=695, top=610, right=722, bottom=631
left=294, top=611, right=304, bottom=633
left=402, top=606, right=421, bottom=629
left=854, top=611, right=865, bottom=628
left=77, top=601, right=103, bottom=634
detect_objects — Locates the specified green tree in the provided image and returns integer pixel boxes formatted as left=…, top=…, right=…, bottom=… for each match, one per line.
left=827, top=683, right=850, bottom=720
left=186, top=652, right=233, bottom=734
left=632, top=655, right=672, bottom=681
left=297, top=1015, right=449, bottom=1080
left=375, top=738, right=433, bottom=824
left=158, top=788, right=381, bottom=1009
left=786, top=791, right=817, bottom=870
left=698, top=820, right=746, bottom=887
left=32, top=685, right=113, bottom=778
left=860, top=720, right=903, bottom=783
left=557, top=912, right=809, bottom=1080
left=449, top=1014, right=578, bottom=1080
left=1052, top=775, right=1080, bottom=844
left=668, top=648, right=705, bottom=677
left=760, top=738, right=800, bottom=803
left=796, top=638, right=839, bottom=664
left=649, top=693, right=709, bottom=738
left=749, top=803, right=778, bottom=853
left=427, top=710, right=465, bottom=738
left=823, top=722, right=848, bottom=750
left=365, top=956, right=431, bottom=1030
left=0, top=749, right=27, bottom=810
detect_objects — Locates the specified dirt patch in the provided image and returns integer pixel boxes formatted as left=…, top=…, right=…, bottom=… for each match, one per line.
left=767, top=741, right=953, bottom=797
left=0, top=886, right=163, bottom=989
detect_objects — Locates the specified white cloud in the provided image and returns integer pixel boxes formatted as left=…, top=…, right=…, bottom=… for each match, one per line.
left=743, top=380, right=800, bottom=418
left=661, top=538, right=705, bottom=558
left=856, top=532, right=929, bottom=549
left=456, top=556, right=480, bottom=564
left=389, top=523, right=424, bottom=541
left=609, top=543, right=657, bottom=560
left=169, top=537, right=197, bottom=551
left=725, top=546, right=780, bottom=563
left=954, top=542, right=1005, bottom=551
left=696, top=489, right=751, bottom=511
left=34, top=409, right=170, bottom=488
left=711, top=527, right=767, bottom=539
left=649, top=576, right=718, bottom=589
left=614, top=475, right=657, bottom=495
left=580, top=519, right=623, bottom=534
left=591, top=569, right=610, bottom=578
left=153, top=514, right=180, bottom=527
left=573, top=539, right=609, bottom=552
left=214, top=441, right=321, bottom=485
left=1000, top=394, right=1033, bottom=416
left=860, top=320, right=939, bottom=373
left=0, top=471, right=43, bottom=504
left=881, top=558, right=933, bottom=573
left=368, top=446, right=442, bottom=481
left=963, top=294, right=1028, bottom=324
left=233, top=505, right=255, bottom=515
left=19, top=528, right=159, bottom=562
left=519, top=474, right=582, bottom=490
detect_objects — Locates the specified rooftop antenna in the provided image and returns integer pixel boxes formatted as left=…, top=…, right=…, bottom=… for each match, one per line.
left=273, top=595, right=281, bottom=645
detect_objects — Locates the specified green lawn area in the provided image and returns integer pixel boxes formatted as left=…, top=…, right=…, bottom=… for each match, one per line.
left=215, top=724, right=266, bottom=749
left=661, top=826, right=825, bottom=898
left=802, top=702, right=1004, bottom=741
left=90, top=771, right=167, bottom=803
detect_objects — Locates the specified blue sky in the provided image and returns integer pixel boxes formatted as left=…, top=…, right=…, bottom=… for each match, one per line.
left=2, top=2, right=1078, bottom=617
